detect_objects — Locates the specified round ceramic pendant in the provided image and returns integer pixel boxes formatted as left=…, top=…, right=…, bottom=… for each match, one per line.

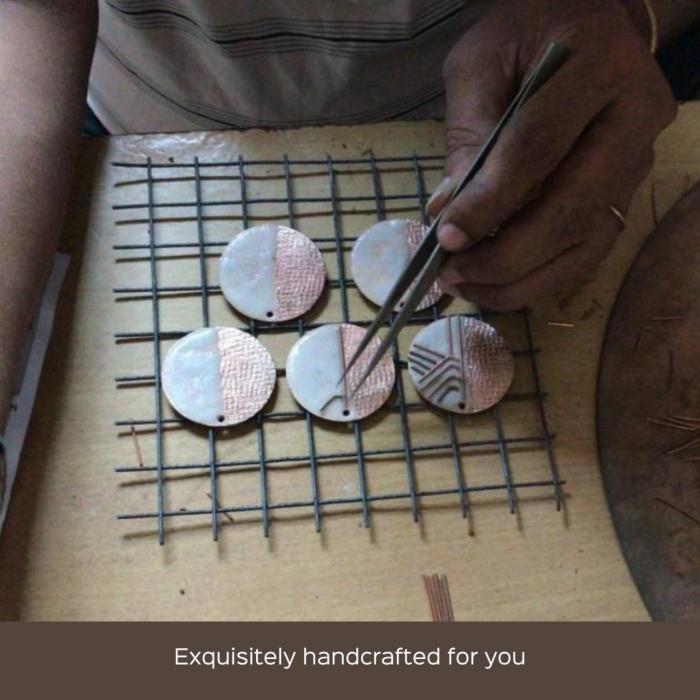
left=220, top=224, right=326, bottom=322
left=351, top=219, right=443, bottom=311
left=162, top=327, right=276, bottom=427
left=286, top=323, right=395, bottom=422
left=408, top=316, right=514, bottom=414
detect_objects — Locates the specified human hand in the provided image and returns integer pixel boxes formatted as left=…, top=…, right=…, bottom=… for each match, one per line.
left=428, top=0, right=677, bottom=309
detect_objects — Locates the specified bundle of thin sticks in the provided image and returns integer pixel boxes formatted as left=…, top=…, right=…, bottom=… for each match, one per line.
left=422, top=573, right=455, bottom=622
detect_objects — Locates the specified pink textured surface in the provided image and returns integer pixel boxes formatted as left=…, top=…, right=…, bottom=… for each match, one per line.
left=403, top=220, right=443, bottom=311
left=460, top=318, right=514, bottom=412
left=274, top=227, right=326, bottom=320
left=217, top=327, right=276, bottom=424
left=341, top=324, right=395, bottom=418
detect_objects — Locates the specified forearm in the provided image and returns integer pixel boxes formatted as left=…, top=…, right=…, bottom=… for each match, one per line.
left=0, top=1, right=97, bottom=430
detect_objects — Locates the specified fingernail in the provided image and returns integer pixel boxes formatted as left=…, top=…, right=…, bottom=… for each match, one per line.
left=438, top=222, right=470, bottom=252
left=439, top=265, right=463, bottom=286
left=427, top=176, right=454, bottom=214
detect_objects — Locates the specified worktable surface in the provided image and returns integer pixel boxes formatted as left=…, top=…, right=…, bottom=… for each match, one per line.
left=1, top=105, right=698, bottom=621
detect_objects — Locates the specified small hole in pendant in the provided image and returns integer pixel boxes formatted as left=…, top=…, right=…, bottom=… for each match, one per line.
left=266, top=311, right=274, bottom=318
left=217, top=415, right=225, bottom=423
left=342, top=409, right=350, bottom=417
left=458, top=402, right=466, bottom=410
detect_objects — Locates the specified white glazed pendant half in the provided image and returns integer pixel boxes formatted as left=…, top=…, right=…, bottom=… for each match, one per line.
left=162, top=327, right=276, bottom=427
left=286, top=323, right=395, bottom=422
left=351, top=219, right=443, bottom=311
left=408, top=316, right=514, bottom=414
left=220, top=224, right=326, bottom=322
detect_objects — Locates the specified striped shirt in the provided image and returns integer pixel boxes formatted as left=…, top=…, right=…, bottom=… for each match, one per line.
left=88, top=0, right=486, bottom=134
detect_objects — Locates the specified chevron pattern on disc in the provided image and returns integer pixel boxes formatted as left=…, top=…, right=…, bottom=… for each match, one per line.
left=408, top=316, right=514, bottom=414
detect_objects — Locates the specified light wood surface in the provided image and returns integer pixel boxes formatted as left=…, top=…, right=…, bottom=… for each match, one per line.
left=1, top=105, right=698, bottom=621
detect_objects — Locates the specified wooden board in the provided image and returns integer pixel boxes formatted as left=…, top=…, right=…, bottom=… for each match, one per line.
left=597, top=179, right=700, bottom=621
left=0, top=105, right=699, bottom=621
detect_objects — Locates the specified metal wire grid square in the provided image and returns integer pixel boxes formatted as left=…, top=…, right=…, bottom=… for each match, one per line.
left=111, top=152, right=563, bottom=544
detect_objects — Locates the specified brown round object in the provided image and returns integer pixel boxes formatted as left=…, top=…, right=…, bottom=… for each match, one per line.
left=408, top=316, right=514, bottom=413
left=162, top=327, right=276, bottom=427
left=286, top=323, right=395, bottom=422
left=598, top=180, right=700, bottom=620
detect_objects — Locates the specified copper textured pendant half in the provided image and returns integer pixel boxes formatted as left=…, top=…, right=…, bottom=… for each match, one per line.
left=286, top=323, right=395, bottom=422
left=162, top=327, right=276, bottom=427
left=220, top=224, right=326, bottom=322
left=408, top=316, right=514, bottom=414
left=351, top=219, right=443, bottom=311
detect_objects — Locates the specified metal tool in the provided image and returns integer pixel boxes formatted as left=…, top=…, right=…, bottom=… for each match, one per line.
left=343, top=40, right=570, bottom=394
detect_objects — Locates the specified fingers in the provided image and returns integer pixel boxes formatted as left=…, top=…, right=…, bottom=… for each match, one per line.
left=437, top=48, right=623, bottom=253
left=442, top=131, right=654, bottom=310
left=442, top=33, right=516, bottom=166
left=450, top=233, right=612, bottom=311
left=425, top=32, right=517, bottom=220
left=426, top=175, right=458, bottom=218
left=429, top=0, right=678, bottom=307
left=439, top=100, right=656, bottom=289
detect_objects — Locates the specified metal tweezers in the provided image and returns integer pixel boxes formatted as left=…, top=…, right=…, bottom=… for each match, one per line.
left=343, top=41, right=570, bottom=394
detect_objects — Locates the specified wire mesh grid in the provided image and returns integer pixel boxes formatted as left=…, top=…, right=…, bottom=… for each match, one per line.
left=111, top=152, right=563, bottom=544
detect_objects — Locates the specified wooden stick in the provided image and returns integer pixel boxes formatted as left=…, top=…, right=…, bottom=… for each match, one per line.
left=657, top=421, right=699, bottom=431
left=656, top=497, right=700, bottom=528
left=207, top=493, right=235, bottom=525
left=422, top=575, right=439, bottom=621
left=664, top=417, right=700, bottom=428
left=666, top=436, right=700, bottom=455
left=634, top=326, right=649, bottom=353
left=438, top=575, right=451, bottom=622
left=429, top=575, right=441, bottom=621
left=440, top=574, right=455, bottom=622
left=646, top=416, right=700, bottom=431
left=669, top=415, right=700, bottom=424
left=432, top=574, right=446, bottom=621
left=422, top=573, right=456, bottom=622
left=130, top=425, right=144, bottom=468
left=430, top=574, right=445, bottom=621
left=547, top=321, right=576, bottom=328
left=645, top=418, right=692, bottom=431
left=433, top=573, right=454, bottom=622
